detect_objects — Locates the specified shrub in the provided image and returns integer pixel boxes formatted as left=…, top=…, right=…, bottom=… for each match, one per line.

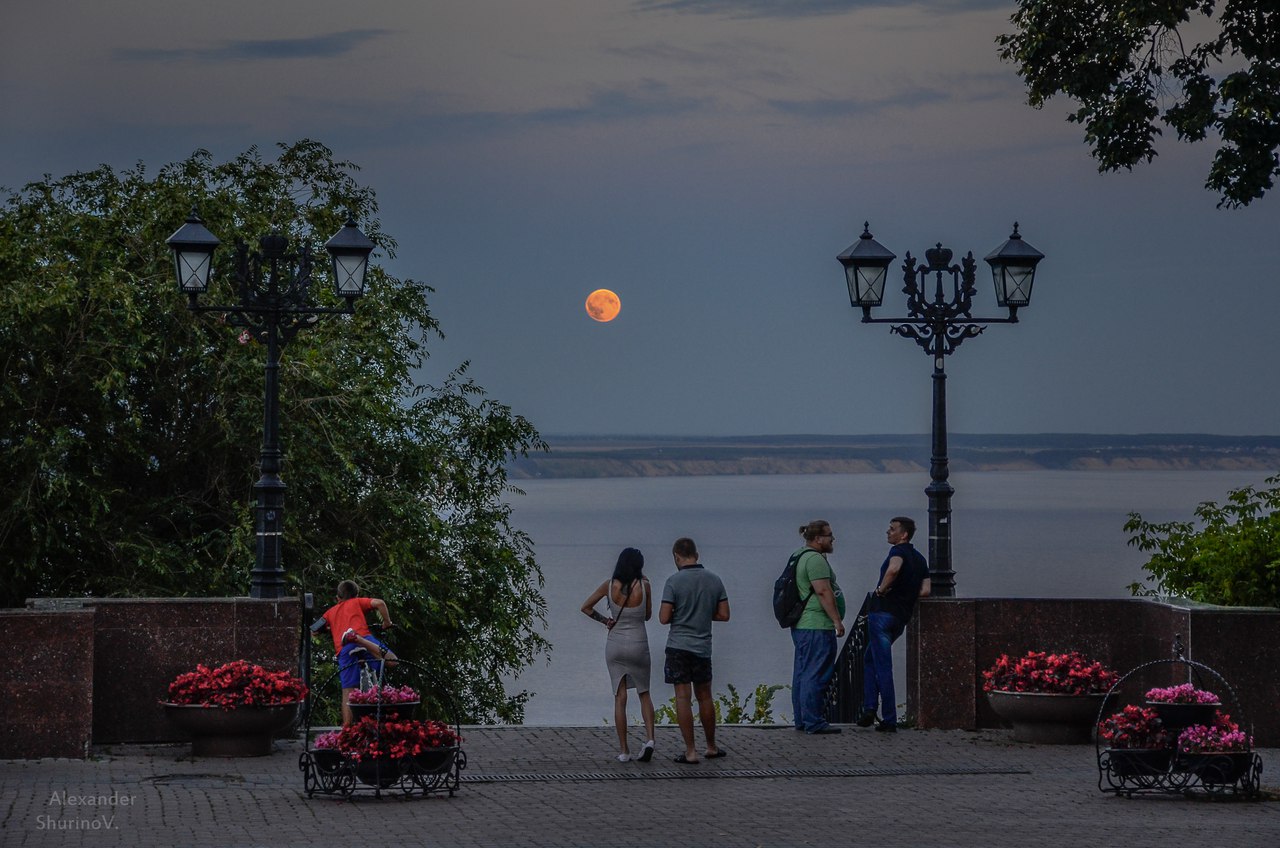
left=1125, top=474, right=1280, bottom=607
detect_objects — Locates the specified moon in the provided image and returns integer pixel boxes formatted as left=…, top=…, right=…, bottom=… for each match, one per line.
left=585, top=288, right=621, bottom=322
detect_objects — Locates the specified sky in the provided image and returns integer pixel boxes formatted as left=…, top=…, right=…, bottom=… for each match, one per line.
left=3, top=1, right=1278, bottom=438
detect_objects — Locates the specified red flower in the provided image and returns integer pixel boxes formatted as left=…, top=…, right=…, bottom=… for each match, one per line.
left=165, top=660, right=307, bottom=709
left=1098, top=705, right=1170, bottom=749
left=329, top=717, right=460, bottom=761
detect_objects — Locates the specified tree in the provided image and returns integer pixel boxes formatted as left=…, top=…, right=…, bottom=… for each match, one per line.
left=1124, top=474, right=1280, bottom=607
left=998, top=1, right=1280, bottom=208
left=0, top=141, right=548, bottom=722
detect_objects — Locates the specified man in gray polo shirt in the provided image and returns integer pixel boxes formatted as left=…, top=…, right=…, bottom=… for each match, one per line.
left=660, top=537, right=730, bottom=764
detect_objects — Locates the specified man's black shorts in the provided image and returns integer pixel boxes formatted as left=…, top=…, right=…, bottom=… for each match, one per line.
left=664, top=647, right=713, bottom=685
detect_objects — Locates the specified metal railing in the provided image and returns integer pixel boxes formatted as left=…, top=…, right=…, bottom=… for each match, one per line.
left=824, top=596, right=869, bottom=723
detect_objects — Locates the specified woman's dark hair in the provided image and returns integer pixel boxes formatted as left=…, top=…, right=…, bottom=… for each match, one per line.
left=612, top=547, right=645, bottom=597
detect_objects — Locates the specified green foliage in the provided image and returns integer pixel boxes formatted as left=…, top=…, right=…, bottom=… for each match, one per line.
left=1124, top=474, right=1280, bottom=607
left=653, top=683, right=786, bottom=725
left=0, top=140, right=549, bottom=722
left=997, top=1, right=1280, bottom=208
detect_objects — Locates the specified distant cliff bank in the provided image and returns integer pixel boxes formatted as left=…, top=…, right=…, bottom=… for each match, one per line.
left=508, top=434, right=1280, bottom=479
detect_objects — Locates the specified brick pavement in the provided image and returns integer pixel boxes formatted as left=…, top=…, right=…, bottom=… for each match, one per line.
left=2, top=726, right=1277, bottom=847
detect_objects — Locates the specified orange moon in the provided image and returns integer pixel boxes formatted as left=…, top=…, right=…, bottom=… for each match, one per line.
left=585, top=288, right=621, bottom=322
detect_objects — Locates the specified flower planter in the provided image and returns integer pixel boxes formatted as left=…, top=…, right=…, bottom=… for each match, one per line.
left=1106, top=747, right=1173, bottom=777
left=310, top=748, right=347, bottom=775
left=1175, top=751, right=1252, bottom=784
left=1145, top=701, right=1219, bottom=731
left=162, top=703, right=298, bottom=757
left=349, top=700, right=419, bottom=722
left=412, top=746, right=458, bottom=775
left=354, top=758, right=403, bottom=788
left=986, top=691, right=1107, bottom=744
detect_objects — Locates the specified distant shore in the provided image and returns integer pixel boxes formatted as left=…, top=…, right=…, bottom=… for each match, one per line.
left=508, top=433, right=1280, bottom=479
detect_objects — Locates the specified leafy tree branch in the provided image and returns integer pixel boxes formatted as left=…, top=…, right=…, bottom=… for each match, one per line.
left=998, top=0, right=1280, bottom=207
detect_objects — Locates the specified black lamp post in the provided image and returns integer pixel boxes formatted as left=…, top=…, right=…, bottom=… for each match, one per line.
left=837, top=223, right=1043, bottom=596
left=167, top=211, right=374, bottom=599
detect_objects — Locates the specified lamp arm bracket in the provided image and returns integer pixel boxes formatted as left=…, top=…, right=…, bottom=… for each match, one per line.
left=890, top=321, right=990, bottom=357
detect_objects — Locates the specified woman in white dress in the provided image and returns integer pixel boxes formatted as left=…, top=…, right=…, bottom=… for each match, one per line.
left=580, top=547, right=656, bottom=762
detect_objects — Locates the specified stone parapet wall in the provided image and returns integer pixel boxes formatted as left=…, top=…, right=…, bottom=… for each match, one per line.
left=907, top=597, right=1280, bottom=745
left=1, top=597, right=301, bottom=758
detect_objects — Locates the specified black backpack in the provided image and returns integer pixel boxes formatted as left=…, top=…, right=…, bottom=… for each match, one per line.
left=773, top=549, right=815, bottom=628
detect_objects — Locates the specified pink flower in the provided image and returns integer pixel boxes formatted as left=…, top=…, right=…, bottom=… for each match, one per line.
left=1177, top=716, right=1251, bottom=753
left=313, top=730, right=341, bottom=750
left=1145, top=683, right=1220, bottom=704
left=347, top=684, right=420, bottom=705
left=982, top=650, right=1117, bottom=695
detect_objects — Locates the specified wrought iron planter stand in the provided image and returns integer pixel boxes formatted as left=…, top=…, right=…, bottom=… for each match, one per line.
left=300, top=745, right=466, bottom=799
left=1096, top=642, right=1262, bottom=799
left=298, top=656, right=466, bottom=799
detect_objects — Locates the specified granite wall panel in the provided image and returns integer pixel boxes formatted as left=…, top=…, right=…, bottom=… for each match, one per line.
left=0, top=610, right=94, bottom=759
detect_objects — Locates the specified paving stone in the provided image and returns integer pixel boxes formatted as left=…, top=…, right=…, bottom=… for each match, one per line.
left=1, top=726, right=1276, bottom=846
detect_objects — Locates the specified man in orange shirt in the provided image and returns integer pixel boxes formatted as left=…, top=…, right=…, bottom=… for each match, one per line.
left=320, top=580, right=398, bottom=725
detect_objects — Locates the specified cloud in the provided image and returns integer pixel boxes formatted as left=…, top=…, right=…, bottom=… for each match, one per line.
left=631, top=0, right=1007, bottom=18
left=115, top=29, right=391, bottom=63
left=768, top=86, right=949, bottom=118
left=525, top=80, right=712, bottom=126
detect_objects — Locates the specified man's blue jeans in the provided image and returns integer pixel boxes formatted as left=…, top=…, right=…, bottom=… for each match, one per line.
left=791, top=627, right=837, bottom=732
left=863, top=612, right=905, bottom=724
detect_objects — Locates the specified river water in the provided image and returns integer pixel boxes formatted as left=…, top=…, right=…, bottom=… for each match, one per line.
left=500, top=469, right=1269, bottom=726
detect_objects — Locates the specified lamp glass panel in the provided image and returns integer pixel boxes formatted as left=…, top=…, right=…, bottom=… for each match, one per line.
left=332, top=253, right=368, bottom=296
left=857, top=265, right=886, bottom=305
left=175, top=250, right=212, bottom=293
left=999, top=265, right=1034, bottom=306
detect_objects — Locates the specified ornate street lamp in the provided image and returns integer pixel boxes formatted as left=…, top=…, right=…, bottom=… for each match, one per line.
left=837, top=223, right=1043, bottom=596
left=167, top=210, right=374, bottom=598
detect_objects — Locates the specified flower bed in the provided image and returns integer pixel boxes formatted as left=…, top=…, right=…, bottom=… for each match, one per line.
left=1098, top=705, right=1170, bottom=750
left=1177, top=715, right=1251, bottom=755
left=1145, top=683, right=1219, bottom=705
left=983, top=650, right=1117, bottom=695
left=165, top=660, right=307, bottom=709
left=315, top=716, right=459, bottom=762
left=347, top=685, right=419, bottom=705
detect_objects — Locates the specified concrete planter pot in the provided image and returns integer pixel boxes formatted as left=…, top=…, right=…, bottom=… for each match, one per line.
left=162, top=703, right=298, bottom=757
left=986, top=691, right=1107, bottom=744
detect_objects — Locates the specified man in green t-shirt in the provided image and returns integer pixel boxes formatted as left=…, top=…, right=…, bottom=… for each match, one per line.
left=790, top=520, right=846, bottom=734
